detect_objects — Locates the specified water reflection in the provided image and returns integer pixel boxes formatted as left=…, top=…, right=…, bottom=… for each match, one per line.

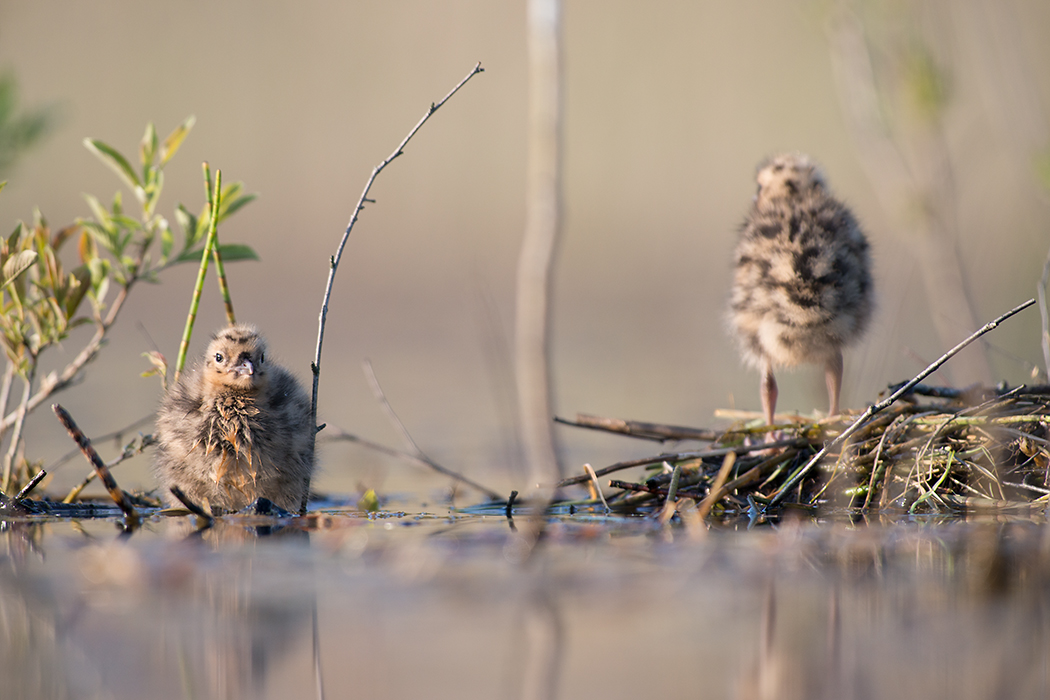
left=2, top=513, right=1049, bottom=699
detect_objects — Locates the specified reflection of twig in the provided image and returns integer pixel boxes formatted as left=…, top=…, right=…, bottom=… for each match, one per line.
left=324, top=427, right=501, bottom=501
left=517, top=588, right=563, bottom=700
left=312, top=600, right=325, bottom=700
left=52, top=403, right=140, bottom=528
left=306, top=62, right=485, bottom=513
left=769, top=299, right=1034, bottom=505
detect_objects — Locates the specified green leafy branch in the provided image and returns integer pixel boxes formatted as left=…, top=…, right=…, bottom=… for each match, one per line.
left=0, top=119, right=257, bottom=495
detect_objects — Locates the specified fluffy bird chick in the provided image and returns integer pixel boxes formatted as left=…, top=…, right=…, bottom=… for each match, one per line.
left=153, top=324, right=315, bottom=513
left=728, top=153, right=873, bottom=424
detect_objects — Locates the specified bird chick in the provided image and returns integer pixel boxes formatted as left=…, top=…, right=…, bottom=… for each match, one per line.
left=153, top=324, right=315, bottom=513
left=728, top=153, right=873, bottom=424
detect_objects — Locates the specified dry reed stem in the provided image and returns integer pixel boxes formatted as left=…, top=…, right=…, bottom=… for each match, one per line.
left=696, top=452, right=737, bottom=522
left=52, top=404, right=139, bottom=528
left=583, top=463, right=608, bottom=511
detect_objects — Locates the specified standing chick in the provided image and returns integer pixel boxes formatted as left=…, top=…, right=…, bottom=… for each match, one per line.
left=728, top=153, right=873, bottom=424
left=153, top=324, right=315, bottom=513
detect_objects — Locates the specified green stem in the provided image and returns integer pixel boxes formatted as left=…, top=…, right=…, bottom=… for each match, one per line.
left=174, top=165, right=223, bottom=383
left=205, top=164, right=236, bottom=326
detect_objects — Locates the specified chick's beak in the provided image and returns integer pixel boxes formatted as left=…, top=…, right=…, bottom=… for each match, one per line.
left=229, top=359, right=254, bottom=378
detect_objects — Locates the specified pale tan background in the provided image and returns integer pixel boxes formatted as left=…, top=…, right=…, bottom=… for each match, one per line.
left=0, top=0, right=1048, bottom=498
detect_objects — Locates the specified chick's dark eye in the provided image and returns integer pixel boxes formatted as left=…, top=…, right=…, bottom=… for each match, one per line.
left=214, top=353, right=224, bottom=363
left=259, top=354, right=265, bottom=364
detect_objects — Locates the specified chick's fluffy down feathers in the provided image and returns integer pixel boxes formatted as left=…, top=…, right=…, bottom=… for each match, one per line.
left=153, top=325, right=315, bottom=513
left=728, top=153, right=873, bottom=370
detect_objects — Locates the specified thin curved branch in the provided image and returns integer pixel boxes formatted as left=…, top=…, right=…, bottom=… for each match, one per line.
left=304, top=62, right=484, bottom=513
left=324, top=428, right=501, bottom=501
left=309, top=62, right=484, bottom=428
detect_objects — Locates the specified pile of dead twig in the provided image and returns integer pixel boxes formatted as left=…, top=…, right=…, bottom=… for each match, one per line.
left=554, top=383, right=1050, bottom=519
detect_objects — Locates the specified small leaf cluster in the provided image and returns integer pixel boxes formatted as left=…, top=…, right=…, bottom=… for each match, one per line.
left=0, top=205, right=93, bottom=377
left=81, top=117, right=257, bottom=292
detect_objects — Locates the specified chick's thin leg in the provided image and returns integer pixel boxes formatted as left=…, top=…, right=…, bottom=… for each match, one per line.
left=761, top=362, right=778, bottom=426
left=824, top=349, right=843, bottom=417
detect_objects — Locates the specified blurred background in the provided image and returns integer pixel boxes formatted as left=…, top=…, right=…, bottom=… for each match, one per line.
left=0, top=0, right=1047, bottom=500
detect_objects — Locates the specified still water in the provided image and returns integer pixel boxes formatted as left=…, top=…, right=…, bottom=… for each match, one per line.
left=3, top=502, right=1049, bottom=700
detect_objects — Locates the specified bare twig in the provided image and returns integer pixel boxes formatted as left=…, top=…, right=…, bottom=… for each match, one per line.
left=1, top=365, right=35, bottom=493
left=583, top=463, right=609, bottom=511
left=696, top=452, right=737, bottom=522
left=307, top=62, right=484, bottom=513
left=0, top=364, right=14, bottom=444
left=768, top=298, right=1035, bottom=505
left=52, top=403, right=140, bottom=528
left=555, top=437, right=805, bottom=488
left=48, top=412, right=154, bottom=473
left=62, top=433, right=156, bottom=504
left=168, top=485, right=213, bottom=520
left=360, top=360, right=502, bottom=500
left=554, top=414, right=722, bottom=442
left=15, top=467, right=46, bottom=501
left=324, top=427, right=501, bottom=501
left=362, top=359, right=424, bottom=455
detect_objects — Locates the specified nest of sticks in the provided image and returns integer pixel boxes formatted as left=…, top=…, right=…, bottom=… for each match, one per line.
left=555, top=383, right=1050, bottom=520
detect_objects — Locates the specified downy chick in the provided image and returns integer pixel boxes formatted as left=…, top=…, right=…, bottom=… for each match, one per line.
left=728, top=153, right=873, bottom=424
left=153, top=324, right=315, bottom=513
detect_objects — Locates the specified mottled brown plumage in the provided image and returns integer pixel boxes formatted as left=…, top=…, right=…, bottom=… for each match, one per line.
left=728, top=153, right=873, bottom=424
left=153, top=324, right=315, bottom=513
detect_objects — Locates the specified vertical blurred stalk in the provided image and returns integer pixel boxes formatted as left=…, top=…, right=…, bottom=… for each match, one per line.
left=517, top=0, right=564, bottom=485
left=828, top=2, right=993, bottom=385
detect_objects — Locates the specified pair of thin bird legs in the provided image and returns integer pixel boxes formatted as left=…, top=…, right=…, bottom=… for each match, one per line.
left=760, top=349, right=843, bottom=426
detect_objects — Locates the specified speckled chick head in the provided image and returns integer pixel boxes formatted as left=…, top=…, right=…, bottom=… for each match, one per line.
left=754, top=153, right=827, bottom=208
left=202, top=324, right=269, bottom=396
